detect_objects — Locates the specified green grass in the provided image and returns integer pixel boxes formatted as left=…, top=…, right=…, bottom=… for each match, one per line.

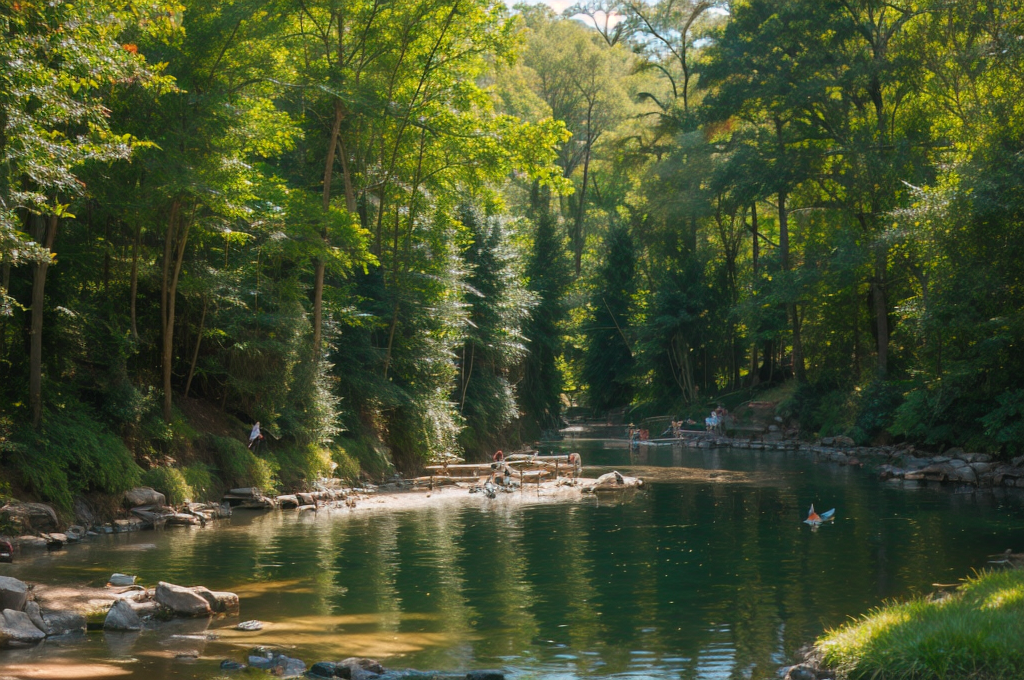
left=818, top=569, right=1024, bottom=679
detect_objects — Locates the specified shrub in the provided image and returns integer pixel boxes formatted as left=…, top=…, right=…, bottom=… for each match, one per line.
left=140, top=467, right=193, bottom=505
left=182, top=464, right=218, bottom=502
left=208, top=435, right=280, bottom=493
left=331, top=445, right=360, bottom=482
left=12, top=401, right=142, bottom=513
left=275, top=444, right=333, bottom=490
left=852, top=379, right=904, bottom=443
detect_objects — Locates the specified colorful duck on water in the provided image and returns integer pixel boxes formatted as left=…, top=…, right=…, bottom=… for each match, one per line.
left=804, top=504, right=835, bottom=526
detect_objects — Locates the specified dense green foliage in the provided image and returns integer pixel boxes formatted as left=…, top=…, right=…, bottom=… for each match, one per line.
left=3, top=0, right=1024, bottom=508
left=818, top=568, right=1024, bottom=679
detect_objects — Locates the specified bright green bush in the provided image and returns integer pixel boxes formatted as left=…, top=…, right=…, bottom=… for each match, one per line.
left=331, top=445, right=360, bottom=482
left=819, top=569, right=1024, bottom=679
left=140, top=467, right=193, bottom=505
left=208, top=435, right=279, bottom=493
left=182, top=464, right=218, bottom=502
left=275, top=444, right=333, bottom=489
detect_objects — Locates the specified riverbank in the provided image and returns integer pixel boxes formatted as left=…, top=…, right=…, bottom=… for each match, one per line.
left=1, top=471, right=641, bottom=556
left=780, top=563, right=1024, bottom=680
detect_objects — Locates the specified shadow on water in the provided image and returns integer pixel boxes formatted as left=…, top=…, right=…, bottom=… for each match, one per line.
left=4, top=441, right=1024, bottom=679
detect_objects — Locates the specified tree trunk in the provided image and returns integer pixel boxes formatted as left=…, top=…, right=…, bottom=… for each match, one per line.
left=312, top=100, right=344, bottom=362
left=130, top=222, right=141, bottom=341
left=873, top=246, right=888, bottom=377
left=184, top=295, right=207, bottom=399
left=29, top=214, right=58, bottom=428
left=750, top=202, right=759, bottom=275
left=573, top=108, right=594, bottom=277
left=161, top=200, right=189, bottom=423
left=778, top=189, right=805, bottom=382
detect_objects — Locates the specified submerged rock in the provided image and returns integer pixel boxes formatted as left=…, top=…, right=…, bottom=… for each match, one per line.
left=104, top=599, right=143, bottom=631
left=220, top=659, right=246, bottom=671
left=466, top=672, right=506, bottom=680
left=236, top=619, right=263, bottom=631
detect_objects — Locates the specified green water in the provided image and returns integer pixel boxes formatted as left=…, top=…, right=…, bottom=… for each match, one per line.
left=4, top=441, right=1024, bottom=680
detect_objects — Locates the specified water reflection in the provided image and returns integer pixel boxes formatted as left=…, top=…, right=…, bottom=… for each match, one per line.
left=4, top=443, right=1024, bottom=679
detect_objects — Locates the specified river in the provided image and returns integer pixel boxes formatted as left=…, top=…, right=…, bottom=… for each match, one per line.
left=3, top=441, right=1024, bottom=679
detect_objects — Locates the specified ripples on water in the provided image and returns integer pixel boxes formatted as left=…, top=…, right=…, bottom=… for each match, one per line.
left=4, top=442, right=1024, bottom=679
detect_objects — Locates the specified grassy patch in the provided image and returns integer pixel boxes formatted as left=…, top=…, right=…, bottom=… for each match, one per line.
left=818, top=569, right=1024, bottom=679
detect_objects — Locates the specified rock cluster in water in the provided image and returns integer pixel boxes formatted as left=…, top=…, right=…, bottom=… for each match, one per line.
left=0, top=575, right=87, bottom=647
left=219, top=651, right=506, bottom=680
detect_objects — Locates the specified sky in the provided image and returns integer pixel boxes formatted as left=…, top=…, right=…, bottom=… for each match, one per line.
left=504, top=0, right=623, bottom=30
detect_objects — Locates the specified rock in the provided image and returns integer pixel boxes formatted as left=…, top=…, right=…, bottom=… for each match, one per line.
left=947, top=458, right=967, bottom=469
left=23, top=602, right=45, bottom=633
left=221, top=660, right=246, bottom=671
left=109, top=573, right=137, bottom=587
left=833, top=436, right=855, bottom=448
left=166, top=513, right=201, bottom=527
left=952, top=466, right=977, bottom=484
left=104, top=600, right=142, bottom=631
left=307, top=661, right=337, bottom=678
left=125, top=487, right=167, bottom=507
left=971, top=462, right=993, bottom=474
left=249, top=655, right=274, bottom=670
left=236, top=619, right=263, bottom=631
left=15, top=535, right=48, bottom=550
left=155, top=582, right=212, bottom=617
left=335, top=657, right=386, bottom=678
left=129, top=601, right=161, bottom=618
left=785, top=666, right=818, bottom=680
left=932, top=455, right=951, bottom=464
left=41, top=609, right=87, bottom=636
left=0, top=576, right=28, bottom=612
left=1, top=609, right=46, bottom=646
left=466, top=672, right=506, bottom=680
left=276, top=655, right=307, bottom=677
left=0, top=502, right=59, bottom=533
left=278, top=495, right=300, bottom=509
left=73, top=497, right=96, bottom=526
left=297, top=493, right=316, bottom=506
left=190, top=586, right=239, bottom=613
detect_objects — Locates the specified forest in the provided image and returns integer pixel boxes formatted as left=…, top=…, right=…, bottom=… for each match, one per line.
left=2, top=0, right=1024, bottom=512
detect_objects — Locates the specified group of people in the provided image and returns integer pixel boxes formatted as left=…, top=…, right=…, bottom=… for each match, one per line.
left=705, top=405, right=730, bottom=434
left=627, top=425, right=650, bottom=444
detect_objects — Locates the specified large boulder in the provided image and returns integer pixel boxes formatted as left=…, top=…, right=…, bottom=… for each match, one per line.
left=189, top=586, right=239, bottom=613
left=41, top=609, right=87, bottom=636
left=1, top=608, right=46, bottom=646
left=0, top=502, right=59, bottom=533
left=125, top=487, right=166, bottom=507
left=155, top=582, right=212, bottom=617
left=0, top=576, right=28, bottom=612
left=104, top=599, right=143, bottom=631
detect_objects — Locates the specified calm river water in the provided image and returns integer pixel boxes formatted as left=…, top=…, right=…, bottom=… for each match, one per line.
left=4, top=441, right=1024, bottom=680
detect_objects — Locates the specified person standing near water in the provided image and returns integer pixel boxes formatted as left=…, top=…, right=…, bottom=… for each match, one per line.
left=248, top=421, right=263, bottom=450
